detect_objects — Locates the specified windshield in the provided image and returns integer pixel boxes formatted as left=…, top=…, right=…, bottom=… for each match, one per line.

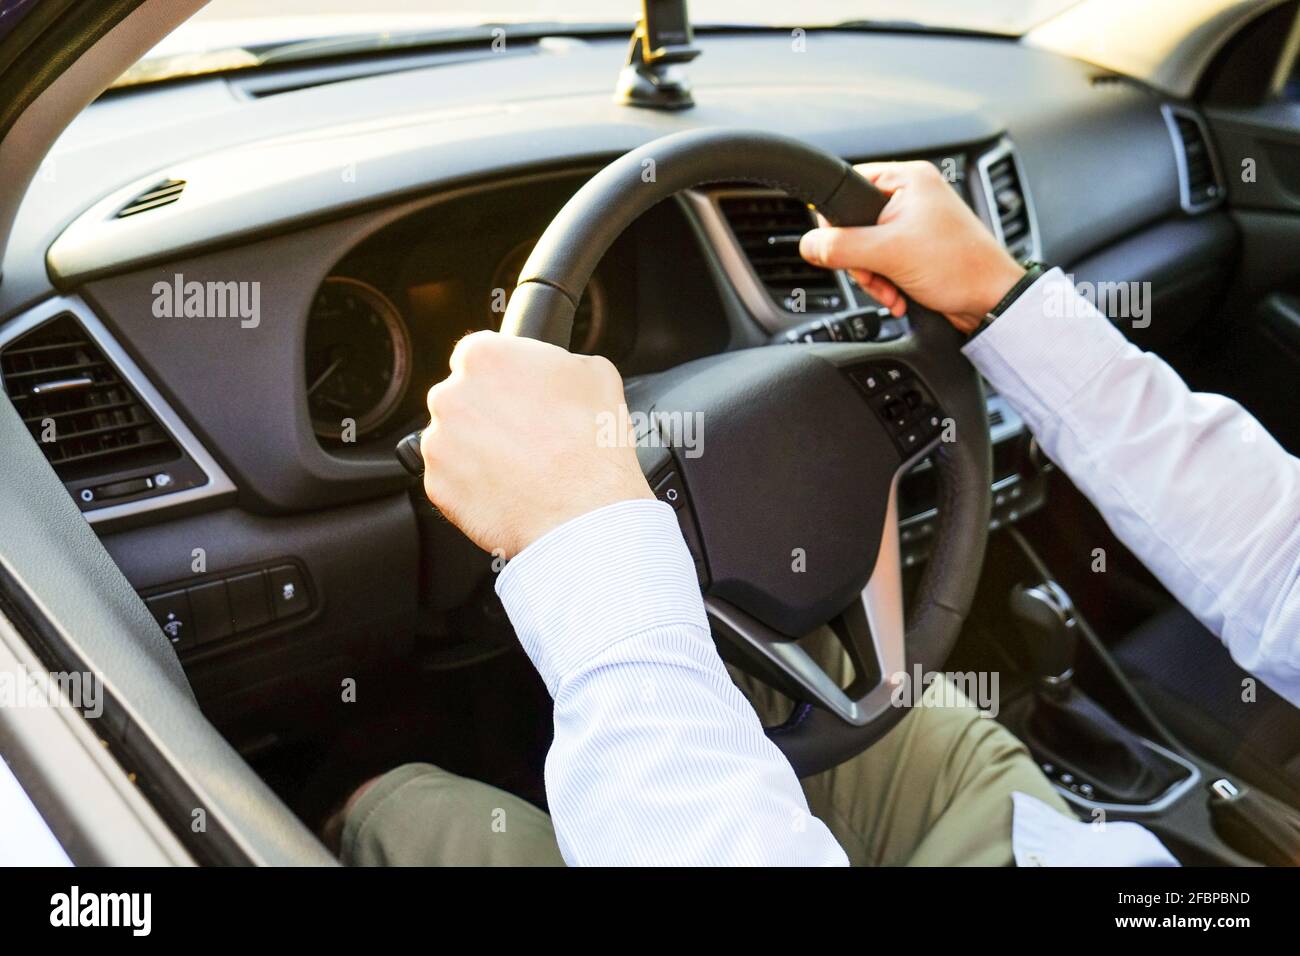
left=122, top=1, right=1080, bottom=86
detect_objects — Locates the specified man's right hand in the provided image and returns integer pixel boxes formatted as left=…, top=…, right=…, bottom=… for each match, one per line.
left=800, top=161, right=1027, bottom=334
left=420, top=331, right=653, bottom=560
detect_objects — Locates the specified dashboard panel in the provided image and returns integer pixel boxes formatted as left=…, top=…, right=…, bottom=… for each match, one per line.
left=0, top=25, right=1236, bottom=728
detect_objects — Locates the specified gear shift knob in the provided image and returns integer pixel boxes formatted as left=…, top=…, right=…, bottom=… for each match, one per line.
left=1009, top=580, right=1079, bottom=693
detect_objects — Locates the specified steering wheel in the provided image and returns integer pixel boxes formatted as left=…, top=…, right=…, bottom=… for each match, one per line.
left=396, top=129, right=991, bottom=777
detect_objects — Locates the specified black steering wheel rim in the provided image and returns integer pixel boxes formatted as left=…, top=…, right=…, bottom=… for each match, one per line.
left=499, top=128, right=992, bottom=776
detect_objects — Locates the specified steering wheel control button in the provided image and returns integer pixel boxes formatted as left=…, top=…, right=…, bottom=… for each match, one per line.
left=653, top=471, right=687, bottom=510
left=651, top=466, right=708, bottom=586
left=227, top=571, right=273, bottom=633
left=186, top=579, right=234, bottom=645
left=849, top=367, right=884, bottom=394
left=145, top=590, right=193, bottom=648
left=849, top=362, right=945, bottom=457
left=899, top=424, right=929, bottom=453
left=268, top=565, right=309, bottom=620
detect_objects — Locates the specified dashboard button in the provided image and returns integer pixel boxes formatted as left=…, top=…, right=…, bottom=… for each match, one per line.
left=93, top=476, right=153, bottom=500
left=268, top=565, right=309, bottom=620
left=187, top=580, right=233, bottom=644
left=145, top=590, right=192, bottom=647
left=227, top=571, right=272, bottom=632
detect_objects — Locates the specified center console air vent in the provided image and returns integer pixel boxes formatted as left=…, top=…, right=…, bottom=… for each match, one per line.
left=116, top=179, right=185, bottom=218
left=0, top=302, right=229, bottom=520
left=1161, top=105, right=1224, bottom=214
left=977, top=144, right=1039, bottom=260
left=1, top=314, right=179, bottom=480
left=716, top=193, right=846, bottom=313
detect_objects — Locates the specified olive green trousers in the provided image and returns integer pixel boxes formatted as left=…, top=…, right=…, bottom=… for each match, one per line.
left=343, top=635, right=1070, bottom=866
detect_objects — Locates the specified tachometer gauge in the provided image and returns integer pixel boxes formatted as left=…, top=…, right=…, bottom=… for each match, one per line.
left=489, top=239, right=607, bottom=354
left=306, top=277, right=412, bottom=440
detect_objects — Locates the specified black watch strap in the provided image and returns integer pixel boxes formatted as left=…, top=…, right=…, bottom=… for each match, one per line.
left=968, top=261, right=1048, bottom=340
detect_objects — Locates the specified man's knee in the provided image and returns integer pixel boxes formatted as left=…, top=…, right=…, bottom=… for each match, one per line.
left=342, top=763, right=564, bottom=867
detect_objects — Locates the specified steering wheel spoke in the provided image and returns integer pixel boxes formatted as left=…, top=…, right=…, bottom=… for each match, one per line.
left=705, top=477, right=908, bottom=728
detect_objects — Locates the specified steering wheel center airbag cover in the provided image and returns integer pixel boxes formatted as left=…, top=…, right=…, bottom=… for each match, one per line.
left=655, top=347, right=896, bottom=637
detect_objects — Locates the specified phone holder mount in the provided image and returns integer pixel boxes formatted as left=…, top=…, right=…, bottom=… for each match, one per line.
left=615, top=7, right=700, bottom=110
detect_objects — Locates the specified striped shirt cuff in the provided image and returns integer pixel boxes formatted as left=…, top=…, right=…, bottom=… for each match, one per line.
left=495, top=498, right=709, bottom=697
left=962, top=267, right=1130, bottom=423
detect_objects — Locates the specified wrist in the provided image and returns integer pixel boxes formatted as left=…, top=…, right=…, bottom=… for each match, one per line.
left=514, top=481, right=654, bottom=557
left=496, top=498, right=706, bottom=695
left=946, top=257, right=1025, bottom=334
left=976, top=258, right=1028, bottom=317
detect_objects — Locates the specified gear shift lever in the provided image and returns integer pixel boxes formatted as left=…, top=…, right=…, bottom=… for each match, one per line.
left=1006, top=578, right=1187, bottom=805
left=1009, top=580, right=1078, bottom=696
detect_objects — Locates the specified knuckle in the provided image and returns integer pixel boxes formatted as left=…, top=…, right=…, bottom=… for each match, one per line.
left=426, top=380, right=458, bottom=418
left=451, top=329, right=498, bottom=371
left=583, top=353, right=622, bottom=388
left=418, top=420, right=440, bottom=460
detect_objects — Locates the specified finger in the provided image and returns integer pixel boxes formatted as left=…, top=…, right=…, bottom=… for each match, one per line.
left=851, top=162, right=917, bottom=194
left=848, top=269, right=905, bottom=316
left=869, top=275, right=906, bottom=315
left=448, top=328, right=498, bottom=375
left=880, top=285, right=907, bottom=317
left=847, top=268, right=875, bottom=289
left=864, top=275, right=893, bottom=304
left=800, top=223, right=896, bottom=273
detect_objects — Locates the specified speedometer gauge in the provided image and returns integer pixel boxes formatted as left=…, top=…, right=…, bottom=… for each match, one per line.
left=305, top=277, right=412, bottom=440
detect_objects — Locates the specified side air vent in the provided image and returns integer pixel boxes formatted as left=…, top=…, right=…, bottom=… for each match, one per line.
left=116, top=179, right=185, bottom=218
left=1162, top=105, right=1224, bottom=214
left=716, top=193, right=846, bottom=313
left=978, top=146, right=1038, bottom=260
left=0, top=314, right=181, bottom=483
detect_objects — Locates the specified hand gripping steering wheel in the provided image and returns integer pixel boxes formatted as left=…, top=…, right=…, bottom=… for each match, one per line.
left=396, top=129, right=991, bottom=776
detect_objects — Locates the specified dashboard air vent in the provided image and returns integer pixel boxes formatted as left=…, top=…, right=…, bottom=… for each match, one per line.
left=0, top=314, right=181, bottom=482
left=982, top=153, right=1036, bottom=260
left=116, top=179, right=185, bottom=218
left=717, top=194, right=846, bottom=312
left=1163, top=106, right=1223, bottom=213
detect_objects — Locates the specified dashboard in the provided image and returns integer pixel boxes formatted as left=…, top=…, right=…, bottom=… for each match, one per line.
left=0, top=28, right=1238, bottom=728
left=295, top=174, right=714, bottom=449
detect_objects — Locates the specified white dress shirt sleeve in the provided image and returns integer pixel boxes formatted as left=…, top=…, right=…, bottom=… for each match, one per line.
left=1011, top=792, right=1177, bottom=866
left=964, top=268, right=1300, bottom=707
left=495, top=498, right=848, bottom=866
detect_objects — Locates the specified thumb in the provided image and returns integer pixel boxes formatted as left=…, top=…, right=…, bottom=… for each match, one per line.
left=799, top=224, right=894, bottom=273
